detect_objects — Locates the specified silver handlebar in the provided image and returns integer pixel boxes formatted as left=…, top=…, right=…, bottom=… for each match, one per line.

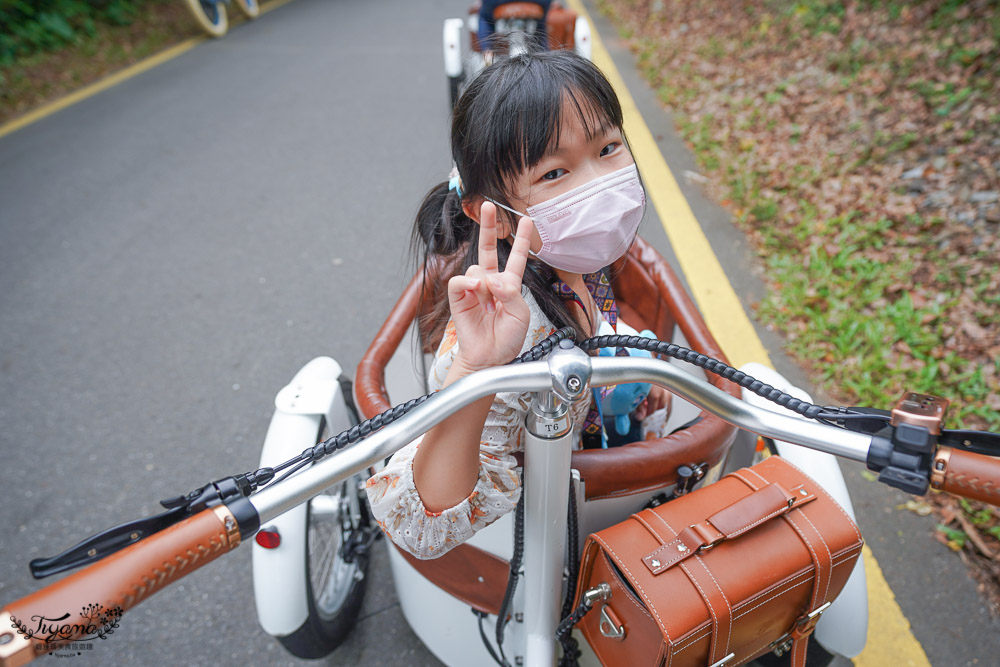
left=248, top=350, right=872, bottom=524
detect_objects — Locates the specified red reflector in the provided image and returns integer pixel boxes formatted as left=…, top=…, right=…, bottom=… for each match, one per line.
left=256, top=529, right=281, bottom=549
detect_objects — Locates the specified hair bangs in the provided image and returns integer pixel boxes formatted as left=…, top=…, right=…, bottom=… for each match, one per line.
left=451, top=50, right=624, bottom=209
left=482, top=55, right=623, bottom=199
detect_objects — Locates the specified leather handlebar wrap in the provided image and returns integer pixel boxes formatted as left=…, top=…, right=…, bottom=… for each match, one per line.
left=935, top=447, right=1000, bottom=506
left=0, top=507, right=240, bottom=667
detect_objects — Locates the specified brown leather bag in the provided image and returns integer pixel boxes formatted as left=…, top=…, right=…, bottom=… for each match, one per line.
left=571, top=456, right=863, bottom=667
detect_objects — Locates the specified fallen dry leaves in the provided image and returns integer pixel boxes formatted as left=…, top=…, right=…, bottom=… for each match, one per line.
left=601, top=0, right=999, bottom=613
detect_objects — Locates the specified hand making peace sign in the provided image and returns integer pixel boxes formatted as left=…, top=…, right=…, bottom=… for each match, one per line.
left=447, top=201, right=534, bottom=372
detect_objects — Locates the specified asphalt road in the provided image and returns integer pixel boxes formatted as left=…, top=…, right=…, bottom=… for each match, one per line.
left=0, top=0, right=997, bottom=665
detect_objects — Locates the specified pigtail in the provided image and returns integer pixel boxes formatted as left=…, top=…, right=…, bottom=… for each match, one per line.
left=412, top=181, right=475, bottom=259
left=411, top=182, right=477, bottom=348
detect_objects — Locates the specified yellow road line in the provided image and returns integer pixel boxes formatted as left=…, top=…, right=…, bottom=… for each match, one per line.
left=0, top=0, right=298, bottom=141
left=565, top=1, right=932, bottom=665
left=565, top=0, right=770, bottom=370
left=854, top=545, right=932, bottom=666
left=0, top=39, right=201, bottom=140
left=261, top=0, right=298, bottom=13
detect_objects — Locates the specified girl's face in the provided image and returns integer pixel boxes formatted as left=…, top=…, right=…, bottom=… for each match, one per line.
left=507, top=105, right=635, bottom=253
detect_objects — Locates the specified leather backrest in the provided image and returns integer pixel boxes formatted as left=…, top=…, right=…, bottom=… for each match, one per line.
left=354, top=237, right=741, bottom=500
left=493, top=2, right=546, bottom=20
left=545, top=5, right=576, bottom=50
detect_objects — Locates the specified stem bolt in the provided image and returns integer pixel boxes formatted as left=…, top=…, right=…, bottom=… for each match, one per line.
left=567, top=376, right=582, bottom=392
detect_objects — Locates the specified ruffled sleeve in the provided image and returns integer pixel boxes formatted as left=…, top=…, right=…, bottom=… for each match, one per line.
left=365, top=290, right=566, bottom=559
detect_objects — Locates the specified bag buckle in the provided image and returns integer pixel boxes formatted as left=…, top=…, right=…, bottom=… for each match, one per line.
left=708, top=653, right=736, bottom=667
left=690, top=523, right=723, bottom=552
left=792, top=601, right=832, bottom=639
left=698, top=536, right=723, bottom=552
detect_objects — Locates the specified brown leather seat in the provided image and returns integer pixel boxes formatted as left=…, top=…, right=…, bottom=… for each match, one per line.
left=354, top=237, right=740, bottom=614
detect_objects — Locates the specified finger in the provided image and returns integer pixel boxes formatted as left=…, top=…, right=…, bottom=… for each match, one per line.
left=478, top=201, right=499, bottom=274
left=447, top=275, right=483, bottom=312
left=466, top=265, right=495, bottom=313
left=644, top=391, right=661, bottom=414
left=502, top=216, right=533, bottom=285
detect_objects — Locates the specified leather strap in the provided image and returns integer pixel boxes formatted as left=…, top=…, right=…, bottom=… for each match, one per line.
left=783, top=506, right=834, bottom=667
left=641, top=483, right=816, bottom=575
left=729, top=463, right=834, bottom=667
left=679, top=556, right=734, bottom=665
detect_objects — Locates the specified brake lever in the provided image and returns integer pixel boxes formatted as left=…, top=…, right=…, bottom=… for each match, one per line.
left=29, top=472, right=267, bottom=579
left=820, top=407, right=891, bottom=434
left=29, top=505, right=188, bottom=579
left=821, top=406, right=1000, bottom=457
left=939, top=429, right=1000, bottom=457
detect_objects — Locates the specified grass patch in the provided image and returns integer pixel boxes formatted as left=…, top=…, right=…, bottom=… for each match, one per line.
left=599, top=0, right=1000, bottom=432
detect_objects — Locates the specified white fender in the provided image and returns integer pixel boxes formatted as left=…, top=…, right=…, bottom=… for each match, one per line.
left=739, top=362, right=868, bottom=659
left=443, top=18, right=464, bottom=78
left=574, top=17, right=592, bottom=60
left=251, top=356, right=349, bottom=637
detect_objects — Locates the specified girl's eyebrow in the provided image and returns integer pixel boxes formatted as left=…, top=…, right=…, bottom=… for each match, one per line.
left=543, top=125, right=620, bottom=159
left=543, top=143, right=566, bottom=158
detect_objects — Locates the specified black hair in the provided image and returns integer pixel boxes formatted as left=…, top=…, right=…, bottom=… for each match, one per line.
left=413, top=48, right=626, bottom=346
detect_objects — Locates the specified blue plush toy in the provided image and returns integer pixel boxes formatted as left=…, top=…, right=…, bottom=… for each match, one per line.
left=595, top=321, right=656, bottom=447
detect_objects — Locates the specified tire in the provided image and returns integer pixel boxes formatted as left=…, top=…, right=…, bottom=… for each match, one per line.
left=276, top=420, right=376, bottom=659
left=183, top=0, right=228, bottom=37
left=232, top=0, right=260, bottom=19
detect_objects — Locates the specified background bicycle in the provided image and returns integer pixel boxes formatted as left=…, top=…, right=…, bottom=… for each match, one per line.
left=183, top=0, right=259, bottom=37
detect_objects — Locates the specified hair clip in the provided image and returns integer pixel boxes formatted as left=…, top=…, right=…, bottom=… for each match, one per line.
left=448, top=166, right=464, bottom=199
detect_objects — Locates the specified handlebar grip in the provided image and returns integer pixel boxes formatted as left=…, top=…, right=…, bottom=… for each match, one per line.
left=0, top=506, right=241, bottom=667
left=932, top=447, right=1000, bottom=506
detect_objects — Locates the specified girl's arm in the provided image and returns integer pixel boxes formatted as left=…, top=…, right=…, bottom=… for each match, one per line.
left=411, top=359, right=496, bottom=511
left=365, top=314, right=553, bottom=559
left=412, top=203, right=534, bottom=511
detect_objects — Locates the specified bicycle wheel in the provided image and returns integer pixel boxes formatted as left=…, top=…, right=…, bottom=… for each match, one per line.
left=183, top=0, right=228, bottom=37
left=232, top=0, right=260, bottom=19
left=277, top=422, right=375, bottom=659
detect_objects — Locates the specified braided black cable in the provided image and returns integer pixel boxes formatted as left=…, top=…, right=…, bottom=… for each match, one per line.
left=578, top=335, right=827, bottom=420
left=474, top=609, right=506, bottom=667
left=562, top=481, right=580, bottom=620
left=494, top=493, right=526, bottom=667
left=557, top=480, right=583, bottom=667
left=555, top=598, right=593, bottom=642
left=310, top=394, right=435, bottom=461
left=511, top=327, right=577, bottom=364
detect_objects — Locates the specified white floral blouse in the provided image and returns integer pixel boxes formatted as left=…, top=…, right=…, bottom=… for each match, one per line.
left=365, top=288, right=597, bottom=560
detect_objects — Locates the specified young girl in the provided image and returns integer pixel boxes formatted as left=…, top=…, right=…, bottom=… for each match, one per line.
left=365, top=49, right=669, bottom=559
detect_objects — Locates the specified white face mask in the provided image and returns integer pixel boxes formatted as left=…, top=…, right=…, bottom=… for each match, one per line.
left=488, top=164, right=646, bottom=274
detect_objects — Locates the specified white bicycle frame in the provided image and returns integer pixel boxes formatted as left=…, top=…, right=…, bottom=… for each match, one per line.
left=248, top=349, right=874, bottom=667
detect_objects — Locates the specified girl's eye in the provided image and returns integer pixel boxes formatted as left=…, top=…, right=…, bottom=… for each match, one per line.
left=600, top=142, right=619, bottom=157
left=541, top=168, right=567, bottom=181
